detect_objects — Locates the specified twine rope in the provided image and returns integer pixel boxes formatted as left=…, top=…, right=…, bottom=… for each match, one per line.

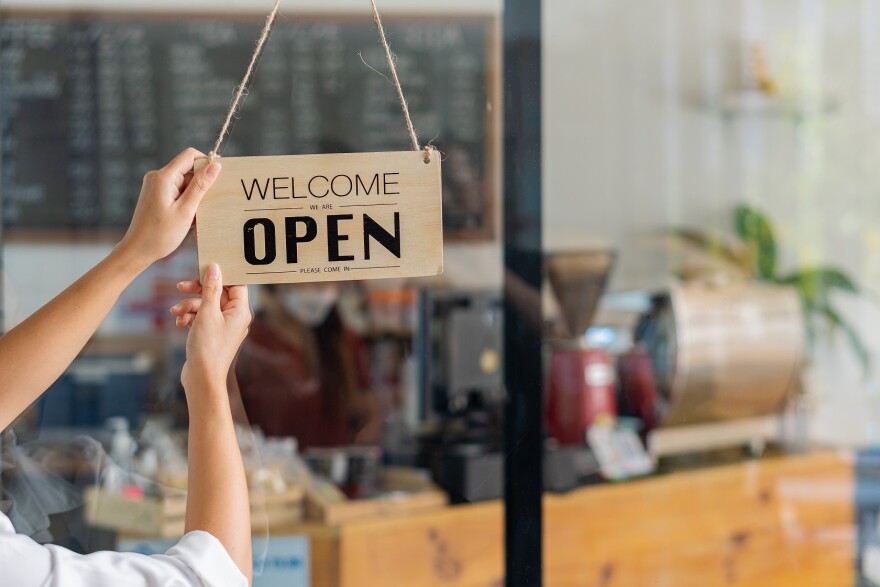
left=210, top=0, right=431, bottom=162
left=368, top=0, right=423, bottom=155
left=209, top=0, right=282, bottom=162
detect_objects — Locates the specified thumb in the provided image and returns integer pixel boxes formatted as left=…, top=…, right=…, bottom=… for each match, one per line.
left=202, top=263, right=223, bottom=312
left=179, top=162, right=221, bottom=214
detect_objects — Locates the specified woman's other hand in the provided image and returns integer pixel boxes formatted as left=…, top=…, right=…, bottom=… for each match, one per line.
left=169, top=278, right=229, bottom=328
left=119, top=148, right=220, bottom=266
left=182, top=263, right=251, bottom=394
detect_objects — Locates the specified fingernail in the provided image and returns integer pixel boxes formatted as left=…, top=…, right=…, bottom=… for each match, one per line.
left=205, top=163, right=221, bottom=179
left=170, top=305, right=180, bottom=314
left=206, top=263, right=220, bottom=280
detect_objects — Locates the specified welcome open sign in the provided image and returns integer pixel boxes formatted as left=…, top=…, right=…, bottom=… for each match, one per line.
left=195, top=151, right=443, bottom=285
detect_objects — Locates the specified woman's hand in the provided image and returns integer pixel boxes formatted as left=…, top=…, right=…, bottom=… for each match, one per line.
left=179, top=264, right=254, bottom=583
left=170, top=278, right=228, bottom=328
left=118, top=148, right=220, bottom=267
left=181, top=263, right=251, bottom=394
left=0, top=151, right=216, bottom=431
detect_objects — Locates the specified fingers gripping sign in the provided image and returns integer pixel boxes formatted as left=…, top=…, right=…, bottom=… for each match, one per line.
left=120, top=148, right=221, bottom=267
left=201, top=266, right=223, bottom=304
left=170, top=278, right=231, bottom=328
left=181, top=263, right=252, bottom=392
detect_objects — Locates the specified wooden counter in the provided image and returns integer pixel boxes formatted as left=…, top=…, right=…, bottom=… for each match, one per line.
left=285, top=451, right=853, bottom=587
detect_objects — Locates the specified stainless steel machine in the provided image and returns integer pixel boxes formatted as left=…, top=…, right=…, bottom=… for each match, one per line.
left=636, top=282, right=804, bottom=456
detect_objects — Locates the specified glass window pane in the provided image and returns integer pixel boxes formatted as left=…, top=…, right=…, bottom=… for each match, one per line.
left=542, top=0, right=861, bottom=585
left=0, top=5, right=510, bottom=586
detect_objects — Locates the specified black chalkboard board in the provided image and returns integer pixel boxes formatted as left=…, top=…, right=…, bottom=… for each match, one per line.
left=0, top=12, right=498, bottom=239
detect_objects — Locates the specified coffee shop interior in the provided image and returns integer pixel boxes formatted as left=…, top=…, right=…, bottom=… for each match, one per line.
left=3, top=0, right=879, bottom=585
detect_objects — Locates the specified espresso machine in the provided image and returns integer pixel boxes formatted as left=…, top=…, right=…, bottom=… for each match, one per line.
left=417, top=251, right=619, bottom=500
left=416, top=289, right=505, bottom=502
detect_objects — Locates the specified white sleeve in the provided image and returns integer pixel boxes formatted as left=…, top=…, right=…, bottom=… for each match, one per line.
left=0, top=513, right=247, bottom=587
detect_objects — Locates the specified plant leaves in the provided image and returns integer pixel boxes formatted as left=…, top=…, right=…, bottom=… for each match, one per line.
left=669, top=227, right=753, bottom=275
left=735, top=205, right=778, bottom=280
left=777, top=268, right=861, bottom=325
left=817, top=303, right=871, bottom=376
left=777, top=267, right=859, bottom=296
left=781, top=273, right=828, bottom=309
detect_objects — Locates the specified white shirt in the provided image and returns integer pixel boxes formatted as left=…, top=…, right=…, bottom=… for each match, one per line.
left=0, top=511, right=247, bottom=587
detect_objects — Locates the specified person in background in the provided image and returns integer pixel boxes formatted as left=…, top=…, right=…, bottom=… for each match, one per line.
left=0, top=148, right=253, bottom=586
left=174, top=282, right=382, bottom=449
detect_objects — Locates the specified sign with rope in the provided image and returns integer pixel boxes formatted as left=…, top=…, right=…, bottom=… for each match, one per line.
left=195, top=0, right=443, bottom=284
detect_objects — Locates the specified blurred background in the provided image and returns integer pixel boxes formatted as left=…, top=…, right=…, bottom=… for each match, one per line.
left=3, top=0, right=880, bottom=585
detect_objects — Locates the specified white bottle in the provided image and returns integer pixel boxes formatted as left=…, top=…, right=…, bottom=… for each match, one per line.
left=105, top=417, right=137, bottom=491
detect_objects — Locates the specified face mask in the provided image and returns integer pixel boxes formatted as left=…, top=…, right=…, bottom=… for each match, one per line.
left=281, top=288, right=339, bottom=326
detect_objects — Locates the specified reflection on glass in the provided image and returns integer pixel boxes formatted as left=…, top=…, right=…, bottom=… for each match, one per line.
left=233, top=283, right=381, bottom=448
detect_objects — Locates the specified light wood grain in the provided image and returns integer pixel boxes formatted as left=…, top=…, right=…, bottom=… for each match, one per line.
left=195, top=151, right=443, bottom=285
left=292, top=452, right=852, bottom=587
left=543, top=451, right=852, bottom=587
left=85, top=485, right=304, bottom=538
left=305, top=466, right=447, bottom=525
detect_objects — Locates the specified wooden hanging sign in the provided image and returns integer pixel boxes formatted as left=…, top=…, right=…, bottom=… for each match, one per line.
left=194, top=151, right=443, bottom=285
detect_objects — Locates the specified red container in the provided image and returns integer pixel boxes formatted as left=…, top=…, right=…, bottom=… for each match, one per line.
left=617, top=346, right=659, bottom=433
left=546, top=347, right=617, bottom=445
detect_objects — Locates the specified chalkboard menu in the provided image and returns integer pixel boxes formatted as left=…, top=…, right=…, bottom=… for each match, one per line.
left=0, top=12, right=498, bottom=238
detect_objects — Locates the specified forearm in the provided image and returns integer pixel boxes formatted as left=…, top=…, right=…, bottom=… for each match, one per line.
left=227, top=361, right=250, bottom=427
left=0, top=244, right=148, bottom=430
left=184, top=378, right=252, bottom=584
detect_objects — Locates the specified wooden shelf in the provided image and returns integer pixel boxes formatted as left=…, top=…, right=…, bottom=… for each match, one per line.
left=281, top=451, right=853, bottom=587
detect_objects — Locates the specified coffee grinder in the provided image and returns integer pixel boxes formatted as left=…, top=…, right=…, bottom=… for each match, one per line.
left=545, top=251, right=617, bottom=445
